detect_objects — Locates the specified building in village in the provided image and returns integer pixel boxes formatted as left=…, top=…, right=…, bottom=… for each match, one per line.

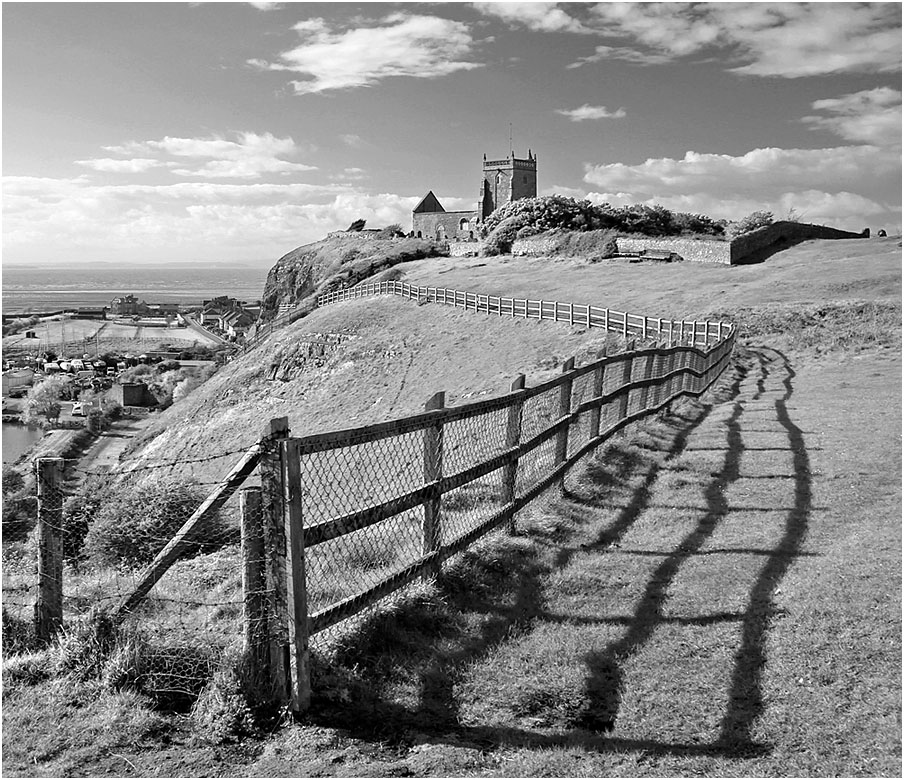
left=412, top=149, right=537, bottom=241
left=109, top=294, right=149, bottom=317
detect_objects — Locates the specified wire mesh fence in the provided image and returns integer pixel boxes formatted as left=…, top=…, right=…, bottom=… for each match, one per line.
left=3, top=283, right=736, bottom=715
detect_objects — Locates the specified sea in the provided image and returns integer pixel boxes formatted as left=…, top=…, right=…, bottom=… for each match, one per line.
left=2, top=264, right=270, bottom=315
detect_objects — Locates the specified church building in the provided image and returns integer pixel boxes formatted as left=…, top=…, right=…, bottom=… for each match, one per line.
left=412, top=150, right=537, bottom=241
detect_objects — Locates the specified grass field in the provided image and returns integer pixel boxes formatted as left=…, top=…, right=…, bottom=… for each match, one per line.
left=2, top=317, right=220, bottom=357
left=2, top=237, right=900, bottom=777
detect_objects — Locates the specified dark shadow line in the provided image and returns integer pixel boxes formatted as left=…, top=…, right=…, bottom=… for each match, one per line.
left=607, top=547, right=819, bottom=559
left=715, top=345, right=812, bottom=747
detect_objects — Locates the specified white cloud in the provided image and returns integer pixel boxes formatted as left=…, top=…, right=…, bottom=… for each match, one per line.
left=802, top=87, right=902, bottom=146
left=74, top=158, right=169, bottom=173
left=249, top=13, right=483, bottom=94
left=576, top=2, right=901, bottom=78
left=0, top=176, right=437, bottom=263
left=340, top=134, right=367, bottom=148
left=556, top=104, right=626, bottom=122
left=100, top=132, right=316, bottom=179
left=247, top=2, right=280, bottom=10
left=472, top=2, right=590, bottom=34
left=582, top=145, right=900, bottom=232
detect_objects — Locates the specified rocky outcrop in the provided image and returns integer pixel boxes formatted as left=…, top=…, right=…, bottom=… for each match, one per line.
left=260, top=234, right=447, bottom=319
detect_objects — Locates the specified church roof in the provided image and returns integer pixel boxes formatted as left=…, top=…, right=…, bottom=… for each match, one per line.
left=413, top=190, right=445, bottom=214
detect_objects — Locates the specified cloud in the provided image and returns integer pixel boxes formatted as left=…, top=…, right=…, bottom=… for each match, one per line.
left=802, top=87, right=902, bottom=146
left=74, top=158, right=169, bottom=173
left=577, top=2, right=901, bottom=78
left=471, top=2, right=590, bottom=34
left=1, top=176, right=434, bottom=263
left=250, top=12, right=483, bottom=94
left=340, top=134, right=366, bottom=148
left=556, top=104, right=626, bottom=121
left=101, top=132, right=316, bottom=179
left=582, top=145, right=900, bottom=232
left=247, top=2, right=280, bottom=10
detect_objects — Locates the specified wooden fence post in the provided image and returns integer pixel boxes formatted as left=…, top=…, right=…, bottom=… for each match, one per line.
left=616, top=342, right=635, bottom=422
left=554, top=357, right=576, bottom=490
left=637, top=350, right=656, bottom=413
left=260, top=416, right=291, bottom=705
left=423, top=391, right=445, bottom=576
left=34, top=457, right=64, bottom=643
left=240, top=486, right=269, bottom=693
left=282, top=439, right=311, bottom=714
left=502, top=375, right=526, bottom=533
left=588, top=347, right=607, bottom=440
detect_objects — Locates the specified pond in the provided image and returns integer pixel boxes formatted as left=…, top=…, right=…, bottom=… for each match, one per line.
left=2, top=422, right=44, bottom=464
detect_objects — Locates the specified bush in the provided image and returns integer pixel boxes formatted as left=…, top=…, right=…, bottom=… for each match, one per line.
left=483, top=216, right=524, bottom=255
left=729, top=210, right=774, bottom=237
left=346, top=218, right=366, bottom=232
left=481, top=195, right=726, bottom=243
left=377, top=223, right=405, bottom=239
left=81, top=476, right=234, bottom=567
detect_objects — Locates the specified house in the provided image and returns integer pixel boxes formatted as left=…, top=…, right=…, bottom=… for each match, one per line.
left=109, top=294, right=148, bottom=317
left=218, top=310, right=255, bottom=339
left=76, top=307, right=108, bottom=320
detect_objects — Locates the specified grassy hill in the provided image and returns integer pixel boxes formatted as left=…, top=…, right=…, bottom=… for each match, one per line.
left=3, top=235, right=900, bottom=777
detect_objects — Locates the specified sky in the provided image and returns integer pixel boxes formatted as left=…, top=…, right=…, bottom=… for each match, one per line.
left=2, top=1, right=901, bottom=266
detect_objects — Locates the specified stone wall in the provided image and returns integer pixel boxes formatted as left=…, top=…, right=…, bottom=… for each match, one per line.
left=511, top=232, right=730, bottom=263
left=616, top=236, right=731, bottom=264
left=449, top=241, right=482, bottom=257
left=728, top=221, right=866, bottom=263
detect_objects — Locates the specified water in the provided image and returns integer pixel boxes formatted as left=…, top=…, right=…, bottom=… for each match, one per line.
left=2, top=265, right=269, bottom=315
left=2, top=422, right=43, bottom=464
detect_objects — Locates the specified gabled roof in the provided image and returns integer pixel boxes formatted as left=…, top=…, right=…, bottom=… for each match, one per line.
left=413, top=191, right=445, bottom=214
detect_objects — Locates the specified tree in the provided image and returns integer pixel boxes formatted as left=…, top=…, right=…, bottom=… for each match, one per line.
left=346, top=218, right=367, bottom=232
left=22, top=376, right=67, bottom=427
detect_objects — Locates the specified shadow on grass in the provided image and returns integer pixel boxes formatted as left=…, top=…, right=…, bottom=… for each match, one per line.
left=304, top=345, right=812, bottom=761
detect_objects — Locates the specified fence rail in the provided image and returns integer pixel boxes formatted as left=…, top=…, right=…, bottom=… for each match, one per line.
left=317, top=280, right=731, bottom=346
left=16, top=280, right=735, bottom=717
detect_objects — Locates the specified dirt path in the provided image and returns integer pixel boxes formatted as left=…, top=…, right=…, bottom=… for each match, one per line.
left=77, top=414, right=157, bottom=473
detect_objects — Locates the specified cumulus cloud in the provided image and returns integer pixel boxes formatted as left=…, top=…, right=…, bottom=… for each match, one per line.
left=574, top=2, right=901, bottom=78
left=582, top=145, right=900, bottom=232
left=249, top=12, right=483, bottom=94
left=0, top=176, right=431, bottom=263
left=99, top=132, right=316, bottom=179
left=802, top=87, right=902, bottom=146
left=556, top=104, right=626, bottom=121
left=471, top=2, right=590, bottom=33
left=74, top=158, right=169, bottom=173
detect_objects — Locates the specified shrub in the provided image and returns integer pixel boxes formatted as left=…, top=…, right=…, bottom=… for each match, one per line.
left=483, top=216, right=524, bottom=255
left=377, top=223, right=405, bottom=239
left=81, top=476, right=233, bottom=567
left=729, top=210, right=774, bottom=237
left=22, top=376, right=67, bottom=427
left=346, top=218, right=366, bottom=232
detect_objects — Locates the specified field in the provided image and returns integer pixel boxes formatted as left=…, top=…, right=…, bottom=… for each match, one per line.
left=1, top=236, right=900, bottom=777
left=2, top=317, right=220, bottom=357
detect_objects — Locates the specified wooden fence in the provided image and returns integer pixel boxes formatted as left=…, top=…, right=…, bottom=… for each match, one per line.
left=29, top=283, right=736, bottom=716
left=317, top=280, right=731, bottom=345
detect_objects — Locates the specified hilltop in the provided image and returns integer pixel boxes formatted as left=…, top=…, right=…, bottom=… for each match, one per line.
left=260, top=232, right=446, bottom=318
left=124, top=234, right=901, bottom=479
left=3, top=234, right=900, bottom=777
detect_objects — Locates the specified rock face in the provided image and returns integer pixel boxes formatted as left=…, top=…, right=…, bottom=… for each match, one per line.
left=260, top=233, right=447, bottom=319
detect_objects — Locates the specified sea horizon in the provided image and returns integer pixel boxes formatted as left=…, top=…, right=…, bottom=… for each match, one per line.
left=2, top=265, right=270, bottom=314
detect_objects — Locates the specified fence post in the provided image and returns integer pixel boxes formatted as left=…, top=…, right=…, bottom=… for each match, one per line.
left=240, top=486, right=268, bottom=693
left=616, top=341, right=635, bottom=422
left=637, top=350, right=656, bottom=413
left=260, top=416, right=291, bottom=706
left=554, top=357, right=576, bottom=490
left=588, top=347, right=607, bottom=440
left=282, top=439, right=311, bottom=714
left=34, top=457, right=64, bottom=643
left=423, top=391, right=445, bottom=577
left=502, top=375, right=526, bottom=533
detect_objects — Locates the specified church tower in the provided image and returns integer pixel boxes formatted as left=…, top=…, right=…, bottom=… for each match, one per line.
left=477, top=149, right=537, bottom=220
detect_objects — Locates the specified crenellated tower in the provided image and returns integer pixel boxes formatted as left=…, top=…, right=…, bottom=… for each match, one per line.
left=478, top=149, right=538, bottom=220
